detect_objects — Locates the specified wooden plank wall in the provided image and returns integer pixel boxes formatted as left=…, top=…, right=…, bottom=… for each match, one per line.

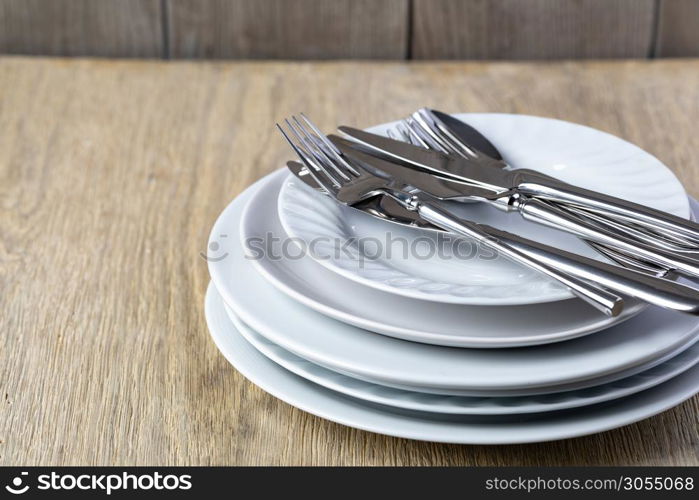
left=0, top=0, right=698, bottom=59
left=411, top=0, right=657, bottom=59
left=656, top=0, right=699, bottom=57
left=166, top=0, right=408, bottom=59
left=0, top=0, right=163, bottom=57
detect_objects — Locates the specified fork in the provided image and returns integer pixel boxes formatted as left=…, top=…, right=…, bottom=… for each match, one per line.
left=277, top=115, right=624, bottom=317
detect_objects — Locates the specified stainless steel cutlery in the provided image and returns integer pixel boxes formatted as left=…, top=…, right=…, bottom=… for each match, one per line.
left=278, top=118, right=623, bottom=316
left=277, top=114, right=699, bottom=316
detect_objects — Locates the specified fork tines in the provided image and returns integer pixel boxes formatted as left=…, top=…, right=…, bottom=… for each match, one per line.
left=276, top=114, right=362, bottom=193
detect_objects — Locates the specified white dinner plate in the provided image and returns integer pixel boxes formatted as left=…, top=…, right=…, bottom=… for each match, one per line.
left=207, top=175, right=699, bottom=394
left=237, top=169, right=644, bottom=348
left=205, top=284, right=699, bottom=444
left=278, top=113, right=690, bottom=305
left=227, top=303, right=699, bottom=415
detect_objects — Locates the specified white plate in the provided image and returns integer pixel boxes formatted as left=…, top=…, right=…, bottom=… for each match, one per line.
left=278, top=113, right=690, bottom=305
left=238, top=169, right=645, bottom=348
left=227, top=304, right=699, bottom=415
left=207, top=174, right=699, bottom=394
left=206, top=284, right=699, bottom=444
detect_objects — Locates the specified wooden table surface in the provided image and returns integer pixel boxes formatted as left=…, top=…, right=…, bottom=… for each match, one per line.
left=2, top=56, right=699, bottom=466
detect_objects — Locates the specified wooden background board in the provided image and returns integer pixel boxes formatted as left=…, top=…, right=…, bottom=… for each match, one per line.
left=0, top=0, right=698, bottom=59
left=0, top=0, right=163, bottom=57
left=656, top=0, right=699, bottom=57
left=411, top=0, right=657, bottom=59
left=1, top=56, right=699, bottom=465
left=166, top=0, right=409, bottom=59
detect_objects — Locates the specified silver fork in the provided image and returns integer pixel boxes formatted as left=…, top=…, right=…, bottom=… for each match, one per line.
left=277, top=115, right=624, bottom=317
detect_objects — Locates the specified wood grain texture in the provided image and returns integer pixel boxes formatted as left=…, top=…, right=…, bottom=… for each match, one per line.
left=0, top=0, right=163, bottom=57
left=166, top=0, right=409, bottom=59
left=1, top=57, right=699, bottom=465
left=656, top=0, right=699, bottom=57
left=411, top=0, right=657, bottom=60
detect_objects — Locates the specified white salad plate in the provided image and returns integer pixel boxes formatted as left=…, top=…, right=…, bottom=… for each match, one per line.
left=206, top=174, right=699, bottom=395
left=237, top=170, right=645, bottom=348
left=226, top=302, right=699, bottom=415
left=278, top=113, right=690, bottom=306
left=205, top=284, right=699, bottom=444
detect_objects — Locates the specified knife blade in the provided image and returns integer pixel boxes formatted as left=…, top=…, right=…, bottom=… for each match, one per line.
left=337, top=126, right=519, bottom=197
left=327, top=135, right=497, bottom=201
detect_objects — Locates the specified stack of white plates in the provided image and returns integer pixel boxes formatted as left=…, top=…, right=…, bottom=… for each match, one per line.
left=205, top=114, right=699, bottom=444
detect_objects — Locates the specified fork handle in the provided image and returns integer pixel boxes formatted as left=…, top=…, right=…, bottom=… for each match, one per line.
left=413, top=202, right=624, bottom=316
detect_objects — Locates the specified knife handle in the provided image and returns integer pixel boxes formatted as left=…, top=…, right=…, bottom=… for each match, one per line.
left=517, top=180, right=699, bottom=246
left=515, top=197, right=699, bottom=279
left=413, top=202, right=624, bottom=316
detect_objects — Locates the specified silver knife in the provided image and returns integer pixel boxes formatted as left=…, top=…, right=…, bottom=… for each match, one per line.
left=338, top=124, right=699, bottom=246
left=330, top=134, right=699, bottom=279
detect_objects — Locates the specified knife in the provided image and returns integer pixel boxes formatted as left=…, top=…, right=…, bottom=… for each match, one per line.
left=340, top=121, right=699, bottom=248
left=329, top=134, right=699, bottom=280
